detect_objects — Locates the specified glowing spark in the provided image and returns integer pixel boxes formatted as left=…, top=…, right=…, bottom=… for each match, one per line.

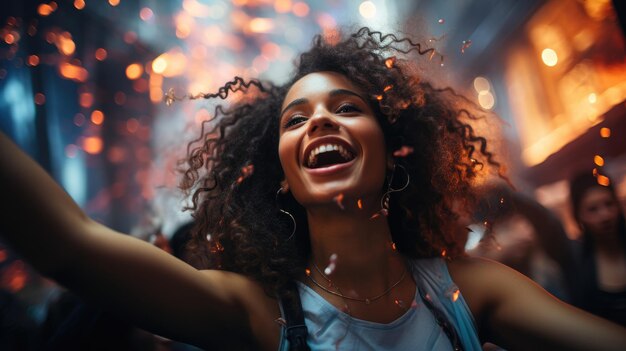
left=305, top=268, right=311, bottom=276
left=461, top=40, right=472, bottom=54
left=357, top=199, right=363, bottom=209
left=499, top=197, right=504, bottom=204
left=600, top=128, right=611, bottom=138
left=333, top=193, right=345, bottom=210
left=594, top=155, right=604, bottom=167
left=384, top=85, right=393, bottom=92
left=597, top=175, right=610, bottom=186
left=428, top=50, right=436, bottom=61
left=393, top=146, right=414, bottom=158
left=446, top=288, right=460, bottom=302
left=441, top=249, right=446, bottom=257
left=376, top=95, right=383, bottom=101
left=384, top=56, right=396, bottom=69
left=394, top=299, right=405, bottom=308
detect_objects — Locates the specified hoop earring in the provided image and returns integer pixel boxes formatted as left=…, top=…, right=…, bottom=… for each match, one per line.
left=379, top=164, right=409, bottom=217
left=276, top=187, right=296, bottom=241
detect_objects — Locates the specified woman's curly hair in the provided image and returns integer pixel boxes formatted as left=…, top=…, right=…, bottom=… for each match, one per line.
left=180, top=27, right=504, bottom=295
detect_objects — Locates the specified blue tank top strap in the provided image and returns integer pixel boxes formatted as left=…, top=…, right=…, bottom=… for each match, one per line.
left=410, top=258, right=482, bottom=350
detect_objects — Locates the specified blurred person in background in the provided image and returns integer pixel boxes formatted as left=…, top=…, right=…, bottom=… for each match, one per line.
left=570, top=171, right=626, bottom=326
left=468, top=185, right=579, bottom=303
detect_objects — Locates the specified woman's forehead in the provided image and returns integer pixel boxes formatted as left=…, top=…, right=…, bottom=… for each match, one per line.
left=281, top=71, right=364, bottom=109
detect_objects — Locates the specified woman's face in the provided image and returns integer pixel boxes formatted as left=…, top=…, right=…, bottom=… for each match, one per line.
left=278, top=71, right=387, bottom=208
left=578, top=187, right=621, bottom=237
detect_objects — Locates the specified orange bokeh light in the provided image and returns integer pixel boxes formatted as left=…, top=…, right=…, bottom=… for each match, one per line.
left=597, top=175, right=610, bottom=186
left=27, top=55, right=40, bottom=66
left=593, top=155, right=604, bottom=167
left=59, top=62, right=88, bottom=82
left=600, top=127, right=611, bottom=138
left=79, top=92, right=94, bottom=108
left=4, top=33, right=15, bottom=44
left=38, top=4, right=54, bottom=16
left=95, top=48, right=108, bottom=61
left=292, top=2, right=309, bottom=17
left=140, top=7, right=154, bottom=21
left=109, top=0, right=120, bottom=6
left=126, top=63, right=143, bottom=80
left=74, top=0, right=85, bottom=10
left=91, top=110, right=105, bottom=125
left=82, top=136, right=103, bottom=154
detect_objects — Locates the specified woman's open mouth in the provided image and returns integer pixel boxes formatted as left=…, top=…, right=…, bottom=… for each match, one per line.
left=303, top=139, right=356, bottom=169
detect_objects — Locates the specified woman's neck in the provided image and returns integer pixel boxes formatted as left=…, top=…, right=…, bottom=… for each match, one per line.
left=305, top=203, right=406, bottom=292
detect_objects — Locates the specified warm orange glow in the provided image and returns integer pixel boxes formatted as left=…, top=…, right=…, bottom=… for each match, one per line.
left=4, top=33, right=15, bottom=44
left=82, top=136, right=103, bottom=154
left=49, top=1, right=58, bottom=10
left=126, top=63, right=143, bottom=80
left=385, top=56, right=396, bottom=69
left=38, top=4, right=54, bottom=16
left=95, top=48, right=108, bottom=61
left=376, top=95, right=383, bottom=101
left=261, top=42, right=281, bottom=59
left=588, top=93, right=597, bottom=104
left=150, top=49, right=187, bottom=77
left=139, top=7, right=154, bottom=21
left=600, top=127, right=611, bottom=138
left=57, top=33, right=76, bottom=55
left=109, top=0, right=120, bottom=6
left=292, top=2, right=310, bottom=17
left=124, top=31, right=137, bottom=44
left=74, top=0, right=85, bottom=10
left=274, top=0, right=292, bottom=13
left=34, top=93, right=46, bottom=105
left=249, top=18, right=274, bottom=33
left=541, top=48, right=558, bottom=67
left=357, top=199, right=363, bottom=209
left=59, top=62, right=88, bottom=82
left=384, top=85, right=393, bottom=92
left=91, top=110, right=105, bottom=125
left=451, top=289, right=460, bottom=302
left=305, top=268, right=311, bottom=276
left=27, top=55, right=40, bottom=66
left=79, top=92, right=93, bottom=108
left=597, top=175, right=610, bottom=186
left=149, top=72, right=163, bottom=103
left=441, top=249, right=447, bottom=257
left=594, top=155, right=604, bottom=166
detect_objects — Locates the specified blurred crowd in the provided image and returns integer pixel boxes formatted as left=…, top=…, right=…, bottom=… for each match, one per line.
left=1, top=170, right=625, bottom=349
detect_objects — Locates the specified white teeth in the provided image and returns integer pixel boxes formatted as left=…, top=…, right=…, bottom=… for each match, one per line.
left=306, top=143, right=353, bottom=167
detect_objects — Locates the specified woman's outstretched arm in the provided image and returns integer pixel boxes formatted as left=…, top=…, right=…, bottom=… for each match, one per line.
left=0, top=132, right=278, bottom=349
left=449, top=257, right=626, bottom=351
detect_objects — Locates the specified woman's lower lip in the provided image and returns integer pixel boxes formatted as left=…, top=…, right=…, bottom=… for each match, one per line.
left=304, top=159, right=355, bottom=176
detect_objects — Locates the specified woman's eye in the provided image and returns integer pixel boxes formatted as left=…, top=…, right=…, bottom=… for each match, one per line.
left=336, top=103, right=360, bottom=114
left=283, top=115, right=307, bottom=128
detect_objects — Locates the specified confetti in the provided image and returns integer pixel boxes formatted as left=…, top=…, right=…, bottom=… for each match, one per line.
left=333, top=193, right=345, bottom=210
left=376, top=94, right=383, bottom=101
left=324, top=253, right=338, bottom=275
left=393, top=146, right=414, bottom=157
left=441, top=249, right=446, bottom=257
left=499, top=197, right=505, bottom=204
left=394, top=299, right=405, bottom=308
left=391, top=242, right=397, bottom=250
left=445, top=285, right=460, bottom=302
left=437, top=18, right=445, bottom=24
left=357, top=199, right=363, bottom=209
left=384, top=56, right=396, bottom=68
left=305, top=268, right=311, bottom=276
left=384, top=85, right=393, bottom=92
left=461, top=39, right=472, bottom=54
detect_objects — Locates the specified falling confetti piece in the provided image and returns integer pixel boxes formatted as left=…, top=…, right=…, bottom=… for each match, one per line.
left=305, top=268, right=311, bottom=276
left=333, top=193, right=345, bottom=210
left=384, top=85, right=393, bottom=92
left=357, top=199, right=363, bottom=209
left=461, top=40, right=472, bottom=54
left=438, top=18, right=445, bottom=24
left=393, top=146, right=414, bottom=157
left=445, top=285, right=460, bottom=302
left=441, top=249, right=446, bottom=257
left=384, top=56, right=396, bottom=69
left=391, top=242, right=397, bottom=250
left=376, top=95, right=383, bottom=101
left=394, top=299, right=406, bottom=308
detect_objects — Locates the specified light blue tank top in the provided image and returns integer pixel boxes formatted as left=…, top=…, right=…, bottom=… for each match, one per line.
left=278, top=258, right=482, bottom=350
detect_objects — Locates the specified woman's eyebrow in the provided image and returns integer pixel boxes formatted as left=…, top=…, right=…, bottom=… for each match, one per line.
left=329, top=88, right=365, bottom=102
left=280, top=97, right=308, bottom=118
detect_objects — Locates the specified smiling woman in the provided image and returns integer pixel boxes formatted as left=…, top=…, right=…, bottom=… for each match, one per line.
left=1, top=27, right=625, bottom=351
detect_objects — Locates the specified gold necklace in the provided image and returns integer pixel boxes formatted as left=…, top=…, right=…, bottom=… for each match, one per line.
left=306, top=263, right=408, bottom=305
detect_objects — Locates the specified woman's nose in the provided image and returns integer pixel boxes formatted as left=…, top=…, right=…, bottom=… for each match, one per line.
left=307, top=110, right=339, bottom=135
